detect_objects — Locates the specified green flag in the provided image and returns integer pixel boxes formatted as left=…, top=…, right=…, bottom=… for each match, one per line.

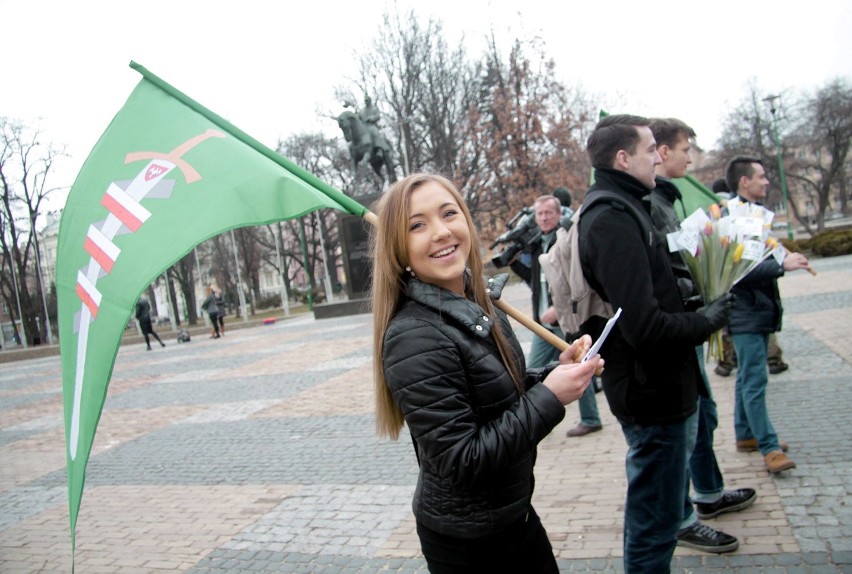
left=672, top=174, right=719, bottom=220
left=57, top=61, right=366, bottom=553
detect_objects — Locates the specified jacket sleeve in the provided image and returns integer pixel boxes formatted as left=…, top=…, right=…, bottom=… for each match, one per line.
left=383, top=317, right=564, bottom=489
left=735, top=258, right=784, bottom=286
left=583, top=207, right=716, bottom=350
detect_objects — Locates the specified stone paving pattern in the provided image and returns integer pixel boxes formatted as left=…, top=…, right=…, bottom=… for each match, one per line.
left=1, top=255, right=850, bottom=573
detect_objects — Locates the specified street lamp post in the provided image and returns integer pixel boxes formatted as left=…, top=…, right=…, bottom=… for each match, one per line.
left=763, top=94, right=795, bottom=241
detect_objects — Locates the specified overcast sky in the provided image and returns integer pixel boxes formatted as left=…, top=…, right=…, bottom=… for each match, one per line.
left=2, top=0, right=851, bottom=210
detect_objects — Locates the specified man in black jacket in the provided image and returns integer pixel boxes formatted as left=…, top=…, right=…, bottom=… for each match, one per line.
left=578, top=115, right=733, bottom=573
left=725, top=156, right=811, bottom=474
left=649, top=118, right=754, bottom=555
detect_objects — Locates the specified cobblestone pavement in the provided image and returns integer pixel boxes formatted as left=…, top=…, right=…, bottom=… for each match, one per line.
left=2, top=255, right=850, bottom=573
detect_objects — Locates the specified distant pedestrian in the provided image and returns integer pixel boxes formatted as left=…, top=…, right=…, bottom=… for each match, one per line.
left=214, top=289, right=226, bottom=335
left=135, top=296, right=166, bottom=351
left=201, top=286, right=221, bottom=339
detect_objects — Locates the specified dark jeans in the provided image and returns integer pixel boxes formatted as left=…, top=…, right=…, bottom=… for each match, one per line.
left=416, top=507, right=558, bottom=574
left=620, top=420, right=687, bottom=574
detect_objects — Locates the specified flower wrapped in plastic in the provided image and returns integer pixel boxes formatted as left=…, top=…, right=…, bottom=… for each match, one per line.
left=667, top=198, right=784, bottom=362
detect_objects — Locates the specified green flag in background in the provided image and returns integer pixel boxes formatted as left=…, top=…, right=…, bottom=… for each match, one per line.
left=57, top=61, right=367, bottom=554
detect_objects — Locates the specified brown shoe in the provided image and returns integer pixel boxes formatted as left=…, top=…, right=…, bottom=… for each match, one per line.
left=714, top=364, right=732, bottom=377
left=768, top=361, right=789, bottom=375
left=764, top=450, right=796, bottom=474
left=566, top=423, right=603, bottom=437
left=736, top=438, right=788, bottom=453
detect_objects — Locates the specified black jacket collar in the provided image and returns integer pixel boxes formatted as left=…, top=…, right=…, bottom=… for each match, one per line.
left=591, top=167, right=653, bottom=201
left=403, top=274, right=510, bottom=339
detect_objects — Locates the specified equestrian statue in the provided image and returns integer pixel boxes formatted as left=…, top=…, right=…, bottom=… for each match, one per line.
left=334, top=96, right=397, bottom=184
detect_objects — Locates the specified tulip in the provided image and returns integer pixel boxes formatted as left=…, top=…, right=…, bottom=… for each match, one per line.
left=733, top=243, right=745, bottom=263
left=709, top=203, right=721, bottom=220
left=703, top=222, right=714, bottom=236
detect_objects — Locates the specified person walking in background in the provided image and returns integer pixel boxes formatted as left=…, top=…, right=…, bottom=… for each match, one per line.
left=724, top=156, right=811, bottom=473
left=649, top=118, right=754, bottom=554
left=578, top=115, right=733, bottom=573
left=214, top=289, right=226, bottom=336
left=135, top=296, right=165, bottom=351
left=201, top=286, right=221, bottom=339
left=372, top=173, right=602, bottom=573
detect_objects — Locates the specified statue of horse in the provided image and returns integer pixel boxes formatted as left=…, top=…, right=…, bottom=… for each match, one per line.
left=335, top=110, right=397, bottom=184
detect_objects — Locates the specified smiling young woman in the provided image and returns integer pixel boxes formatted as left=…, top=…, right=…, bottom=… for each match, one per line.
left=370, top=173, right=601, bottom=573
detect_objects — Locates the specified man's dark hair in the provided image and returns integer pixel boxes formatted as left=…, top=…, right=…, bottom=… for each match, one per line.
left=726, top=156, right=763, bottom=193
left=649, top=117, right=696, bottom=149
left=552, top=187, right=572, bottom=207
left=587, top=114, right=651, bottom=169
left=711, top=177, right=730, bottom=194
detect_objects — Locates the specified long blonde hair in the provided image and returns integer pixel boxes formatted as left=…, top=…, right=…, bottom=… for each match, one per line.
left=371, top=174, right=523, bottom=439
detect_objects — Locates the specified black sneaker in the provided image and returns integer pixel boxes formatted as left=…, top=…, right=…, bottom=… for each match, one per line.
left=695, top=488, right=757, bottom=519
left=676, top=521, right=739, bottom=553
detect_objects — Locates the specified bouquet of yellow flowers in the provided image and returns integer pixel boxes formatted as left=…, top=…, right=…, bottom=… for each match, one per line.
left=669, top=198, right=783, bottom=362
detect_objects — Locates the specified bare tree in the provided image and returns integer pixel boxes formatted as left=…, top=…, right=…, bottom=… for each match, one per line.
left=788, top=78, right=852, bottom=229
left=716, top=79, right=852, bottom=234
left=167, top=251, right=200, bottom=325
left=466, top=39, right=594, bottom=241
left=0, top=118, right=64, bottom=345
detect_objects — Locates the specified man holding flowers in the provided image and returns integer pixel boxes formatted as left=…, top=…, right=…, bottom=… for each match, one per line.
left=649, top=118, right=757, bottom=554
left=724, top=157, right=811, bottom=474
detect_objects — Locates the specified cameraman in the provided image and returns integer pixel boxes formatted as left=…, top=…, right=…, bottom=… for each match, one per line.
left=509, top=194, right=566, bottom=370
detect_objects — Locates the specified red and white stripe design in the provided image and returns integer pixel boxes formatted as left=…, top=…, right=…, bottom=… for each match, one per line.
left=83, top=225, right=121, bottom=273
left=100, top=183, right=152, bottom=232
left=76, top=271, right=102, bottom=318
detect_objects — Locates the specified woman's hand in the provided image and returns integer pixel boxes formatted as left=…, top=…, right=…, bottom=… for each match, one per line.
left=542, top=353, right=603, bottom=406
left=558, top=334, right=604, bottom=376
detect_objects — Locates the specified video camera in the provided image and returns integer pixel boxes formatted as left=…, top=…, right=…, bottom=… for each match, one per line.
left=490, top=206, right=575, bottom=269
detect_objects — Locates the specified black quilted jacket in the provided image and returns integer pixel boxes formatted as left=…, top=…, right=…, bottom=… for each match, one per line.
left=382, top=274, right=565, bottom=539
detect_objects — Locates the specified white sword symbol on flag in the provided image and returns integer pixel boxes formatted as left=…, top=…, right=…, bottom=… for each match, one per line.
left=69, top=129, right=225, bottom=459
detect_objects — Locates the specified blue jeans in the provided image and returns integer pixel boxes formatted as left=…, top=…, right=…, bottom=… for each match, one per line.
left=683, top=346, right=725, bottom=522
left=526, top=326, right=564, bottom=369
left=732, top=333, right=781, bottom=454
left=578, top=380, right=602, bottom=426
left=621, top=420, right=687, bottom=574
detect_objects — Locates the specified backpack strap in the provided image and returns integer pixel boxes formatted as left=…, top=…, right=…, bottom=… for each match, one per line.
left=579, top=190, right=654, bottom=250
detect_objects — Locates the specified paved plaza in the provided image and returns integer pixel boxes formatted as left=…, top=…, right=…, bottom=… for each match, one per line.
left=2, top=254, right=851, bottom=573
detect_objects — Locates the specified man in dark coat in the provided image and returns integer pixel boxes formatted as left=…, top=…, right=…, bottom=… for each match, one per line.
left=578, top=114, right=733, bottom=573
left=725, top=156, right=811, bottom=474
left=135, top=296, right=165, bottom=350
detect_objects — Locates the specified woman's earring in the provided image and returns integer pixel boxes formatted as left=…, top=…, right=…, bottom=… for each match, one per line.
left=405, top=266, right=416, bottom=277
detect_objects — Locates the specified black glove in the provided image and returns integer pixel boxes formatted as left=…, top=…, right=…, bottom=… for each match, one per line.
left=696, top=293, right=734, bottom=331
left=683, top=294, right=703, bottom=312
